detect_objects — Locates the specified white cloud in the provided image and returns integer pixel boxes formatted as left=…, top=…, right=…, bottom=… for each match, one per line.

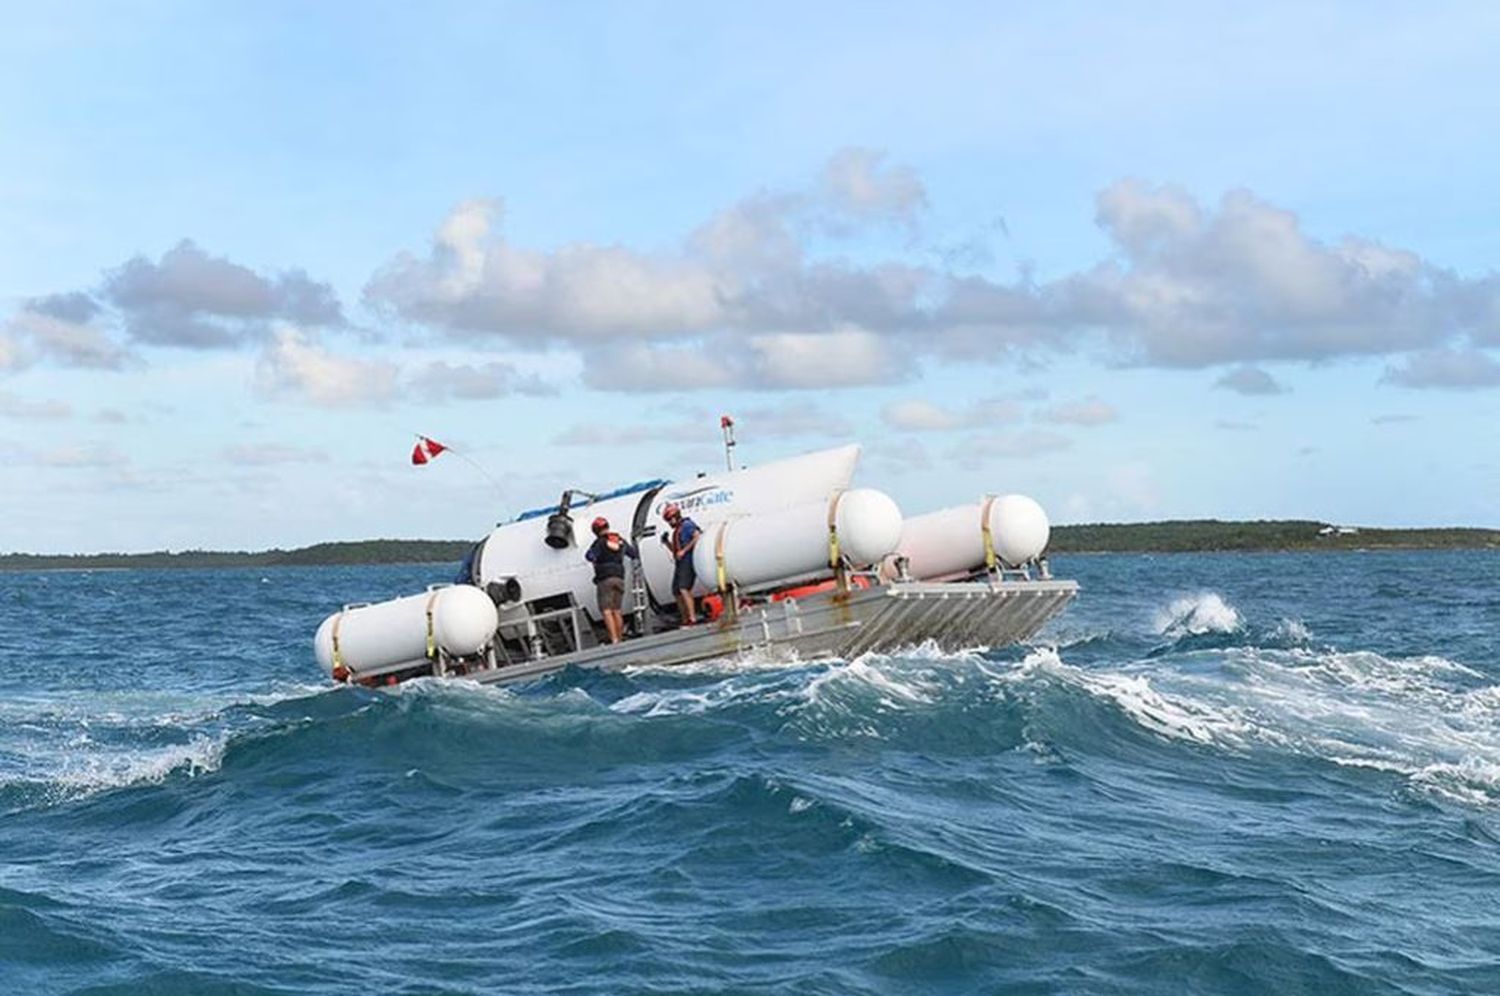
left=1107, top=461, right=1161, bottom=514
left=363, top=150, right=938, bottom=366
left=222, top=443, right=331, bottom=466
left=1056, top=181, right=1494, bottom=367
left=104, top=240, right=343, bottom=348
left=254, top=327, right=399, bottom=408
left=363, top=161, right=1500, bottom=393
left=2, top=306, right=132, bottom=371
left=366, top=198, right=727, bottom=342
left=746, top=326, right=905, bottom=389
left=0, top=331, right=20, bottom=371
left=581, top=327, right=906, bottom=392
left=1382, top=348, right=1500, bottom=390
left=952, top=429, right=1072, bottom=462
left=406, top=360, right=557, bottom=400
left=866, top=436, right=934, bottom=473
left=552, top=423, right=669, bottom=444
left=881, top=397, right=1022, bottom=431
left=730, top=402, right=855, bottom=438
left=581, top=341, right=738, bottom=393
left=818, top=147, right=928, bottom=232
left=1, top=245, right=344, bottom=373
left=1037, top=397, right=1118, bottom=426
left=555, top=401, right=851, bottom=447
left=883, top=399, right=962, bottom=431
left=0, top=391, right=72, bottom=420
left=1215, top=365, right=1287, bottom=395
left=13, top=155, right=1500, bottom=399
left=34, top=443, right=128, bottom=468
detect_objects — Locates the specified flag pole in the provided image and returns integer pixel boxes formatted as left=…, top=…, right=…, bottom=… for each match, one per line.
left=413, top=433, right=506, bottom=499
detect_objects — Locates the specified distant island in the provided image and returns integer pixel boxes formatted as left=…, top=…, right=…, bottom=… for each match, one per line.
left=0, top=540, right=474, bottom=572
left=1047, top=520, right=1499, bottom=553
left=1, top=521, right=1495, bottom=571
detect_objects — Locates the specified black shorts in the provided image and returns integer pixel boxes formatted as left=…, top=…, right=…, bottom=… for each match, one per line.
left=672, top=558, right=697, bottom=594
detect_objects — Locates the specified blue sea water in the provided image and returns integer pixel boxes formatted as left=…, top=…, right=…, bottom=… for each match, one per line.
left=1, top=550, right=1498, bottom=994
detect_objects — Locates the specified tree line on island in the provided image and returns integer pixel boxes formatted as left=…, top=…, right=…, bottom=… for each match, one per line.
left=1, top=522, right=1495, bottom=571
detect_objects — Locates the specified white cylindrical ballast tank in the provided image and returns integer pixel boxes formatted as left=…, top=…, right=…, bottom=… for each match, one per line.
left=884, top=493, right=1050, bottom=581
left=314, top=584, right=499, bottom=678
left=693, top=488, right=903, bottom=593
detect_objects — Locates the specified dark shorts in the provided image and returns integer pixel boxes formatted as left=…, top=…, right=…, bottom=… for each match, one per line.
left=596, top=577, right=625, bottom=612
left=672, top=557, right=697, bottom=594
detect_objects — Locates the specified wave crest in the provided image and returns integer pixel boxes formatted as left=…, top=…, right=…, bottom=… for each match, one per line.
left=1154, top=592, right=1243, bottom=636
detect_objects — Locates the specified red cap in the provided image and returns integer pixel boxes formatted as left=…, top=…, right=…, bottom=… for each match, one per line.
left=591, top=516, right=609, bottom=533
left=720, top=414, right=734, bottom=428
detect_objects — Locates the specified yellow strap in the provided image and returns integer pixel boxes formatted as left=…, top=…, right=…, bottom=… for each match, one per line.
left=331, top=612, right=346, bottom=670
left=423, top=592, right=438, bottom=659
left=980, top=494, right=998, bottom=570
left=826, top=489, right=845, bottom=569
left=714, top=522, right=729, bottom=592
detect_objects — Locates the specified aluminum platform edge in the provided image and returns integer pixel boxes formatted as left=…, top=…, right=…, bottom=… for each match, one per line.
left=450, top=578, right=1079, bottom=688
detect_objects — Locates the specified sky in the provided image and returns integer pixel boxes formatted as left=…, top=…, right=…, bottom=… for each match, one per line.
left=2, top=1, right=1498, bottom=554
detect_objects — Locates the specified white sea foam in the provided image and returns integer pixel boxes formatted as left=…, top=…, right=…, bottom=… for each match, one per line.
left=1017, top=639, right=1500, bottom=807
left=1154, top=592, right=1243, bottom=636
left=0, top=682, right=333, bottom=730
left=2, top=733, right=230, bottom=809
left=51, top=735, right=228, bottom=793
left=621, top=646, right=815, bottom=679
left=613, top=681, right=762, bottom=717
left=999, top=647, right=1261, bottom=748
left=1271, top=618, right=1311, bottom=644
left=775, top=657, right=952, bottom=741
left=1071, top=671, right=1258, bottom=747
left=0, top=682, right=338, bottom=811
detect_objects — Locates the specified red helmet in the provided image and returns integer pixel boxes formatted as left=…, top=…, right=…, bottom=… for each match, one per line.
left=591, top=516, right=609, bottom=534
left=662, top=503, right=681, bottom=522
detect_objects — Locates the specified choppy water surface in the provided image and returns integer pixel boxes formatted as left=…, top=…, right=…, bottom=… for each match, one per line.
left=2, top=551, right=1498, bottom=994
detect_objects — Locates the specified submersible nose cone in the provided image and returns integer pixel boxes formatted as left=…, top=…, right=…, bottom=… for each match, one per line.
left=544, top=511, right=574, bottom=549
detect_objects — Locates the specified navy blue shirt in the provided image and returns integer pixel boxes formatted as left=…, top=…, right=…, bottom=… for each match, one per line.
left=670, top=519, right=700, bottom=559
left=585, top=532, right=639, bottom=582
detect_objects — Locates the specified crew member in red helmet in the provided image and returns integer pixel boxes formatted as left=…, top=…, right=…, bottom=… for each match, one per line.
left=584, top=516, right=639, bottom=644
left=661, top=503, right=701, bottom=625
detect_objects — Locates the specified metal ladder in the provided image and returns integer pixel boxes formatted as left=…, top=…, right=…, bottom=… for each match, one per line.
left=628, top=560, right=652, bottom=638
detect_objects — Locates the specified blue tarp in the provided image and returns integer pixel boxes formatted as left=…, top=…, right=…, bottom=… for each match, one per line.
left=513, top=479, right=668, bottom=522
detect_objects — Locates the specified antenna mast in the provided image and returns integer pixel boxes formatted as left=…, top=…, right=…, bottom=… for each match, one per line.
left=720, top=414, right=737, bottom=471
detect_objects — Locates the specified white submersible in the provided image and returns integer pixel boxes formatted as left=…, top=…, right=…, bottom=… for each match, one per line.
left=313, top=444, right=1074, bottom=686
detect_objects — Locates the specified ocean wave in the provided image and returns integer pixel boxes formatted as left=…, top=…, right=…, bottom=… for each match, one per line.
left=1270, top=617, right=1312, bottom=645
left=1015, top=643, right=1500, bottom=807
left=8, top=625, right=1498, bottom=816
left=1154, top=591, right=1243, bottom=637
left=287, top=646, right=1500, bottom=809
left=0, top=683, right=337, bottom=812
left=0, top=734, right=228, bottom=811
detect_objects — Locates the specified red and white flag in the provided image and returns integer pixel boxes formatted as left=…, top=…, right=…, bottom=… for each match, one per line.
left=411, top=436, right=448, bottom=465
